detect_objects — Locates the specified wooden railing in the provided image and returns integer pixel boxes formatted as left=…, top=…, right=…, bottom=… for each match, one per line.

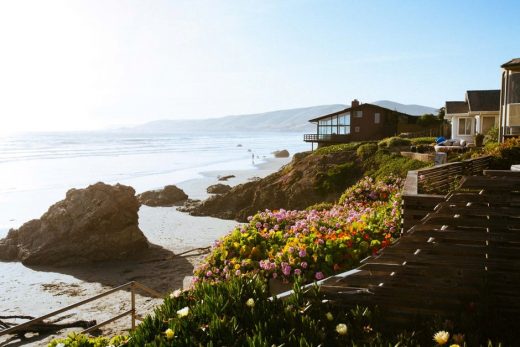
left=303, top=134, right=351, bottom=143
left=401, top=156, right=491, bottom=232
left=0, top=281, right=162, bottom=337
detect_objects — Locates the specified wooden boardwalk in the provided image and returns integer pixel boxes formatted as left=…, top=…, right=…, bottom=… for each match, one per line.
left=320, top=172, right=520, bottom=330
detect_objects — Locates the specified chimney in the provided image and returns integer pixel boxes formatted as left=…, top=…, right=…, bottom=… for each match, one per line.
left=351, top=99, right=360, bottom=108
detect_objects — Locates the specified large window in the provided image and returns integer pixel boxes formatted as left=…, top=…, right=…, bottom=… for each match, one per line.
left=508, top=72, right=520, bottom=104
left=317, top=112, right=350, bottom=137
left=374, top=113, right=380, bottom=124
left=458, top=118, right=473, bottom=135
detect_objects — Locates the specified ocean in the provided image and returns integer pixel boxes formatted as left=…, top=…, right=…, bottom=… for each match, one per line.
left=0, top=131, right=310, bottom=235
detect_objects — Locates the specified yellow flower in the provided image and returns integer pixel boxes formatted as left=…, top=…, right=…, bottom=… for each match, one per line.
left=433, top=330, right=450, bottom=345
left=449, top=345, right=460, bottom=347
left=165, top=328, right=174, bottom=340
left=336, top=323, right=348, bottom=335
left=177, top=306, right=189, bottom=318
left=234, top=264, right=241, bottom=270
left=246, top=298, right=255, bottom=308
left=325, top=312, right=333, bottom=321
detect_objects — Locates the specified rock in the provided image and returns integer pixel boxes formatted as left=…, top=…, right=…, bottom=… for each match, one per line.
left=218, top=175, right=235, bottom=181
left=0, top=182, right=149, bottom=266
left=176, top=199, right=202, bottom=213
left=137, top=185, right=188, bottom=207
left=272, top=149, right=290, bottom=158
left=248, top=176, right=261, bottom=182
left=207, top=184, right=232, bottom=194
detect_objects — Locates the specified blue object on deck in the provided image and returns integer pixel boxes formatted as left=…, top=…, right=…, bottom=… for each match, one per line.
left=435, top=136, right=446, bottom=144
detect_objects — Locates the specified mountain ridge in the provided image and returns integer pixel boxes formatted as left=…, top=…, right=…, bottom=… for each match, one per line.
left=129, top=101, right=438, bottom=133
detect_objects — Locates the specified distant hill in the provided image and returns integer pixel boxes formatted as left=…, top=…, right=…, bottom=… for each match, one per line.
left=131, top=105, right=346, bottom=133
left=371, top=100, right=439, bottom=116
left=129, top=101, right=438, bottom=133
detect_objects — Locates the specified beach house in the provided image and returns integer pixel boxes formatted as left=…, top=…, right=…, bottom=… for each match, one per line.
left=499, top=58, right=520, bottom=141
left=303, top=99, right=415, bottom=148
left=444, top=90, right=500, bottom=143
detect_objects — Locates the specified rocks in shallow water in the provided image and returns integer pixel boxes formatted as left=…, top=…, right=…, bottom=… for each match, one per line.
left=206, top=184, right=232, bottom=194
left=272, top=149, right=290, bottom=158
left=0, top=182, right=149, bottom=266
left=137, top=185, right=188, bottom=206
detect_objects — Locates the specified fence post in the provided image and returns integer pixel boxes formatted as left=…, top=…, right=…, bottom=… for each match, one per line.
left=131, top=283, right=136, bottom=330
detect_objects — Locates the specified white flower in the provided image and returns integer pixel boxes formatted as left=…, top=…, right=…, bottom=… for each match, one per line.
left=176, top=306, right=189, bottom=318
left=336, top=323, right=348, bottom=335
left=433, top=330, right=450, bottom=345
left=246, top=298, right=255, bottom=308
left=56, top=344, right=66, bottom=347
left=325, top=312, right=334, bottom=321
left=169, top=289, right=182, bottom=299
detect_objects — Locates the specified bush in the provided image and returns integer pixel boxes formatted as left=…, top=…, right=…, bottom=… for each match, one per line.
left=377, top=137, right=411, bottom=148
left=356, top=143, right=378, bottom=160
left=483, top=137, right=520, bottom=169
left=318, top=161, right=361, bottom=193
left=410, top=137, right=436, bottom=145
left=314, top=142, right=361, bottom=155
left=306, top=201, right=334, bottom=211
left=484, top=126, right=499, bottom=144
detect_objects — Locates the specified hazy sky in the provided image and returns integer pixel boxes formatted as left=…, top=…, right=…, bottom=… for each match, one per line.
left=0, top=0, right=518, bottom=133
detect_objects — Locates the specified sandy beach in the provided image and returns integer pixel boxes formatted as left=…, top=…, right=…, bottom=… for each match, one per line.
left=0, top=157, right=291, bottom=346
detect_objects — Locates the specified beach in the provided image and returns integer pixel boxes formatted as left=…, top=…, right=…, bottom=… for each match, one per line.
left=0, top=156, right=291, bottom=346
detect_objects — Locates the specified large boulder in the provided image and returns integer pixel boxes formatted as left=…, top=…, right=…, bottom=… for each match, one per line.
left=137, top=185, right=188, bottom=207
left=272, top=149, right=290, bottom=158
left=207, top=184, right=232, bottom=194
left=0, top=182, right=149, bottom=266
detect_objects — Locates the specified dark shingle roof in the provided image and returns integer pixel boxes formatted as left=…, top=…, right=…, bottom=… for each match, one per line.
left=466, top=90, right=500, bottom=112
left=445, top=101, right=468, bottom=114
left=501, top=58, right=520, bottom=69
left=308, top=103, right=412, bottom=122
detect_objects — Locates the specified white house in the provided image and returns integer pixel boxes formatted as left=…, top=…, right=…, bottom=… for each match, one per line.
left=499, top=58, right=520, bottom=141
left=445, top=90, right=500, bottom=143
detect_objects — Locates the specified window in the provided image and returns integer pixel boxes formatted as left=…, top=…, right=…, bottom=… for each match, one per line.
left=374, top=113, right=380, bottom=124
left=354, top=126, right=360, bottom=133
left=508, top=72, right=520, bottom=104
left=355, top=110, right=363, bottom=118
left=458, top=118, right=472, bottom=135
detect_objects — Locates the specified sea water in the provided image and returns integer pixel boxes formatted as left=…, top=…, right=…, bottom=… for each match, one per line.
left=0, top=131, right=310, bottom=235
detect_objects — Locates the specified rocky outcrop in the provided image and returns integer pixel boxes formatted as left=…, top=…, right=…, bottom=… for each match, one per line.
left=137, top=185, right=188, bottom=206
left=218, top=175, right=235, bottom=181
left=207, top=184, right=232, bottom=194
left=0, top=182, right=149, bottom=266
left=190, top=150, right=361, bottom=221
left=272, top=149, right=290, bottom=158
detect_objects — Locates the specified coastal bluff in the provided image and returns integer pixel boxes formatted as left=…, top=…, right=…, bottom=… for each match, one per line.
left=190, top=149, right=361, bottom=221
left=0, top=182, right=149, bottom=266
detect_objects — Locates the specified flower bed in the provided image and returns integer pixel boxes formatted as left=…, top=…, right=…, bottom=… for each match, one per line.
left=194, top=177, right=403, bottom=284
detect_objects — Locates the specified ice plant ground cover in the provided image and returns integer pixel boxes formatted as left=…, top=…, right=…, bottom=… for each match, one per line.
left=194, top=176, right=402, bottom=284
left=48, top=276, right=505, bottom=346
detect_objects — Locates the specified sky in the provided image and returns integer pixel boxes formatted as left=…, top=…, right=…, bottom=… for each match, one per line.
left=0, top=0, right=518, bottom=133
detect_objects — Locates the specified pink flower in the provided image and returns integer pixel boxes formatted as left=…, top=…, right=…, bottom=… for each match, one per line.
left=206, top=270, right=213, bottom=277
left=294, top=269, right=302, bottom=276
left=298, top=249, right=306, bottom=257
left=315, top=272, right=324, bottom=280
left=300, top=261, right=308, bottom=269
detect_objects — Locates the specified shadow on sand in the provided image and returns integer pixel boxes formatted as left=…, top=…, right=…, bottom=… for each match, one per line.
left=24, top=244, right=195, bottom=297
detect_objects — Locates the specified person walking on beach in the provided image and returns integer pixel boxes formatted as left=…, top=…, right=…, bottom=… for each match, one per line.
left=252, top=153, right=255, bottom=164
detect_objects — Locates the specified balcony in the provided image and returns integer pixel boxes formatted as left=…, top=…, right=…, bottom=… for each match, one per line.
left=303, top=134, right=351, bottom=143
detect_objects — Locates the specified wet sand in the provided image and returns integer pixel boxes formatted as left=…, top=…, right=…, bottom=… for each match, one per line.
left=0, top=158, right=289, bottom=346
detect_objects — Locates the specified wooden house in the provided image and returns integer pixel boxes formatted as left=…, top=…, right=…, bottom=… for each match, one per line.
left=499, top=58, right=520, bottom=141
left=303, top=99, right=415, bottom=148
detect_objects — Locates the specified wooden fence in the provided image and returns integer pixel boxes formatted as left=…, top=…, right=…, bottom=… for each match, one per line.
left=319, top=172, right=520, bottom=339
left=401, top=156, right=491, bottom=232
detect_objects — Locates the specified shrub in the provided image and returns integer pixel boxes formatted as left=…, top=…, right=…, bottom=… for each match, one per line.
left=483, top=137, right=520, bottom=169
left=313, top=142, right=361, bottom=155
left=305, top=201, right=334, bottom=211
left=484, top=126, right=499, bottom=144
left=318, top=161, right=361, bottom=192
left=356, top=143, right=378, bottom=160
left=377, top=137, right=411, bottom=148
left=410, top=137, right=436, bottom=145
